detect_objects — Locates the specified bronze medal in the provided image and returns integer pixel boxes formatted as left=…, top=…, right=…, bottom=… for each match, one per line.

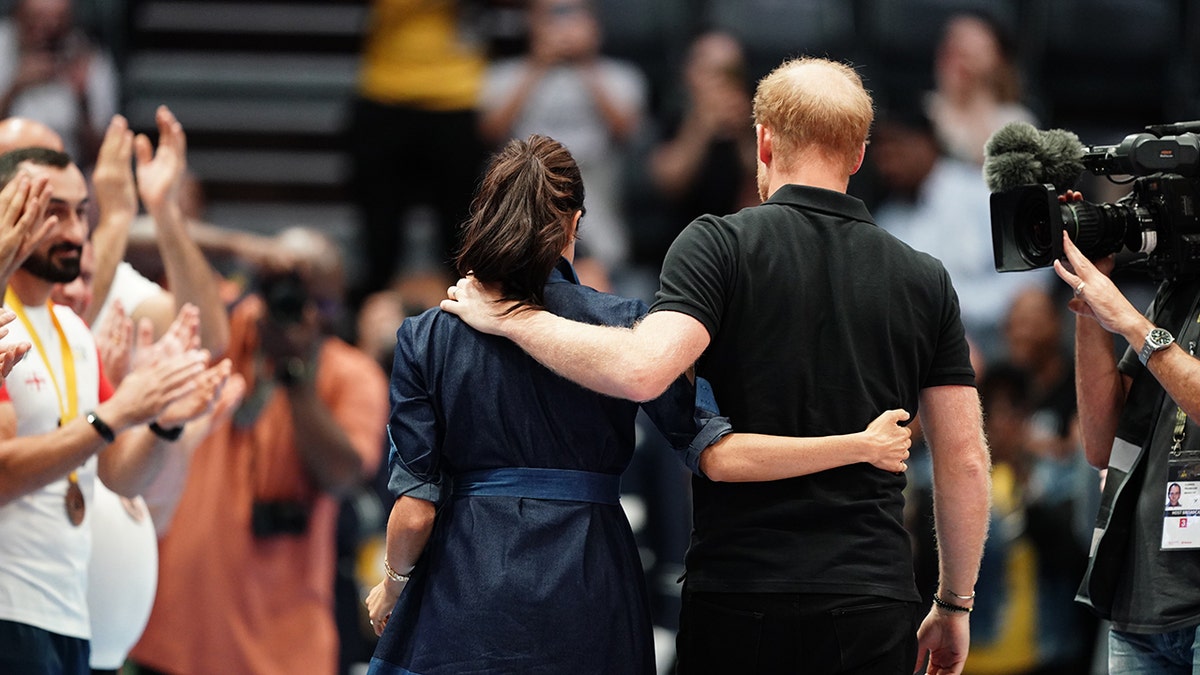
left=65, top=474, right=85, bottom=526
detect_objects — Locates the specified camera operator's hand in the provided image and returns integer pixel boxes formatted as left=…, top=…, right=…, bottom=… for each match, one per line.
left=1054, top=232, right=1143, bottom=340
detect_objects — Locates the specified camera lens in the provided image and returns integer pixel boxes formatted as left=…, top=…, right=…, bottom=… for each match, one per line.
left=1062, top=202, right=1132, bottom=260
left=1013, top=196, right=1055, bottom=268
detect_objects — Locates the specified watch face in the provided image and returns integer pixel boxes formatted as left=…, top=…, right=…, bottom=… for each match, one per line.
left=1150, top=328, right=1174, bottom=347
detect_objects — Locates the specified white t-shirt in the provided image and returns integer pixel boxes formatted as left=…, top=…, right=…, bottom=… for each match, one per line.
left=0, top=302, right=103, bottom=639
left=86, top=481, right=158, bottom=668
left=93, top=261, right=164, bottom=330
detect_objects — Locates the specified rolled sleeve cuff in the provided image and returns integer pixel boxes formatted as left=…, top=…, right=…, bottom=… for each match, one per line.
left=685, top=410, right=734, bottom=478
left=387, top=469, right=443, bottom=504
left=386, top=434, right=444, bottom=505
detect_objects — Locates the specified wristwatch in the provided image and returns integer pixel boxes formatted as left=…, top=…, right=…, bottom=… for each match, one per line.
left=1139, top=327, right=1175, bottom=365
left=86, top=411, right=115, bottom=443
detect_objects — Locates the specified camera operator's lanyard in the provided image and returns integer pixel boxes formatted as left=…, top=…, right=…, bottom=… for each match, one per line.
left=1162, top=325, right=1200, bottom=550
left=5, top=287, right=85, bottom=526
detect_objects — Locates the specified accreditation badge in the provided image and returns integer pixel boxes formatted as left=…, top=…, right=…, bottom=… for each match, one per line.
left=1162, top=450, right=1200, bottom=549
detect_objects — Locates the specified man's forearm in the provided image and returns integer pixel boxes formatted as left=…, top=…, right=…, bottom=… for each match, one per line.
left=1143, top=337, right=1200, bottom=424
left=97, top=426, right=170, bottom=498
left=152, top=203, right=230, bottom=356
left=286, top=385, right=367, bottom=496
left=0, top=419, right=108, bottom=505
left=922, top=386, right=991, bottom=599
left=1075, top=316, right=1127, bottom=468
left=501, top=309, right=706, bottom=402
left=84, top=212, right=132, bottom=326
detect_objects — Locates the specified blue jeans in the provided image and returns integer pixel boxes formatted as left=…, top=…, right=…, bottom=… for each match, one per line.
left=1110, top=625, right=1200, bottom=674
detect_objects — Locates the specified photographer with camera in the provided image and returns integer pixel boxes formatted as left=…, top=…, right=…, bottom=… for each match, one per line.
left=1054, top=219, right=1200, bottom=673
left=130, top=227, right=389, bottom=675
left=985, top=119, right=1200, bottom=671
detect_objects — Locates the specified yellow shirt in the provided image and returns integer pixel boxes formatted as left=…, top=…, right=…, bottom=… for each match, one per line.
left=358, top=0, right=484, bottom=110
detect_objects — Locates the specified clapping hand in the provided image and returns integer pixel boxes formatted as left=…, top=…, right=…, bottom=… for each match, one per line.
left=134, top=106, right=188, bottom=217
left=0, top=309, right=30, bottom=383
left=0, top=173, right=57, bottom=284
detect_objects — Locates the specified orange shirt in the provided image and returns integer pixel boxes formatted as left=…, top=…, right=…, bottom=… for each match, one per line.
left=131, top=298, right=388, bottom=675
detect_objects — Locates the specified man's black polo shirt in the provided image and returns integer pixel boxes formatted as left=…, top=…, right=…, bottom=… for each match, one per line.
left=651, top=184, right=976, bottom=598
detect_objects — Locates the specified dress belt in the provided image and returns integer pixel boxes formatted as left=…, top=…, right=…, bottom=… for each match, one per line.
left=451, top=467, right=620, bottom=505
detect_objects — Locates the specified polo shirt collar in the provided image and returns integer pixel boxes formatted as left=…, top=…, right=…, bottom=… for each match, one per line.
left=765, top=184, right=875, bottom=225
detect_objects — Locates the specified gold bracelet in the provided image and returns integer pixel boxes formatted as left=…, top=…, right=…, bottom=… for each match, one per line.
left=383, top=558, right=410, bottom=584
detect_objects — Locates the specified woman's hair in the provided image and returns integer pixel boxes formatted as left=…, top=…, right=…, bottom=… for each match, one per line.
left=456, top=134, right=584, bottom=312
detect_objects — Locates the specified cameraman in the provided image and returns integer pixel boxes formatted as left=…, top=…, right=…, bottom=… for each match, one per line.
left=1053, top=196, right=1200, bottom=673
left=130, top=228, right=389, bottom=675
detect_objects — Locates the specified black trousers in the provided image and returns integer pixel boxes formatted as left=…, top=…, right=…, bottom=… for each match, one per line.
left=0, top=618, right=91, bottom=675
left=347, top=97, right=487, bottom=301
left=676, top=590, right=920, bottom=675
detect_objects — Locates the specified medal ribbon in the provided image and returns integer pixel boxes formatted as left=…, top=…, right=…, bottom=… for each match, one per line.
left=5, top=287, right=80, bottom=482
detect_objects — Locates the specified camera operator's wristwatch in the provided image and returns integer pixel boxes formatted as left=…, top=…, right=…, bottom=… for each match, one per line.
left=1139, top=327, right=1175, bottom=365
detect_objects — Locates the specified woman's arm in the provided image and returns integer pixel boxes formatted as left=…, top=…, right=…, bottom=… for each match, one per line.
left=700, top=409, right=912, bottom=482
left=364, top=495, right=436, bottom=636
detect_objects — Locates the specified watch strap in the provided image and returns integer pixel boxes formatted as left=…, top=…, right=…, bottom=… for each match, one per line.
left=149, top=421, right=184, bottom=441
left=86, top=411, right=115, bottom=443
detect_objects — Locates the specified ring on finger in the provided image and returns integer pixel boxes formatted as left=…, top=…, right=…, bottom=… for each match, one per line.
left=1074, top=281, right=1087, bottom=295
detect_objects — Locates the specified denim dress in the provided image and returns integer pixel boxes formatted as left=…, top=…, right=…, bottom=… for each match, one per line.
left=369, top=260, right=715, bottom=675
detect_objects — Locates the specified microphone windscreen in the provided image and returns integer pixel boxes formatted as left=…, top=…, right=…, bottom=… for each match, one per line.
left=1038, top=128, right=1085, bottom=191
left=983, top=122, right=1045, bottom=192
left=985, top=121, right=1042, bottom=158
left=984, top=152, right=1043, bottom=192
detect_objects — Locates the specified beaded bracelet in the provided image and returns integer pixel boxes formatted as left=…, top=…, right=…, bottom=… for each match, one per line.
left=932, top=593, right=972, bottom=614
left=383, top=558, right=410, bottom=584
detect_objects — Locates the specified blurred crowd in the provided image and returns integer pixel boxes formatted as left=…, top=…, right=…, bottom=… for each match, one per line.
left=0, top=0, right=1180, bottom=673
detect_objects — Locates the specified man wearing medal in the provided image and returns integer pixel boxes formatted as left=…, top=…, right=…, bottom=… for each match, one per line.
left=0, top=147, right=230, bottom=675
